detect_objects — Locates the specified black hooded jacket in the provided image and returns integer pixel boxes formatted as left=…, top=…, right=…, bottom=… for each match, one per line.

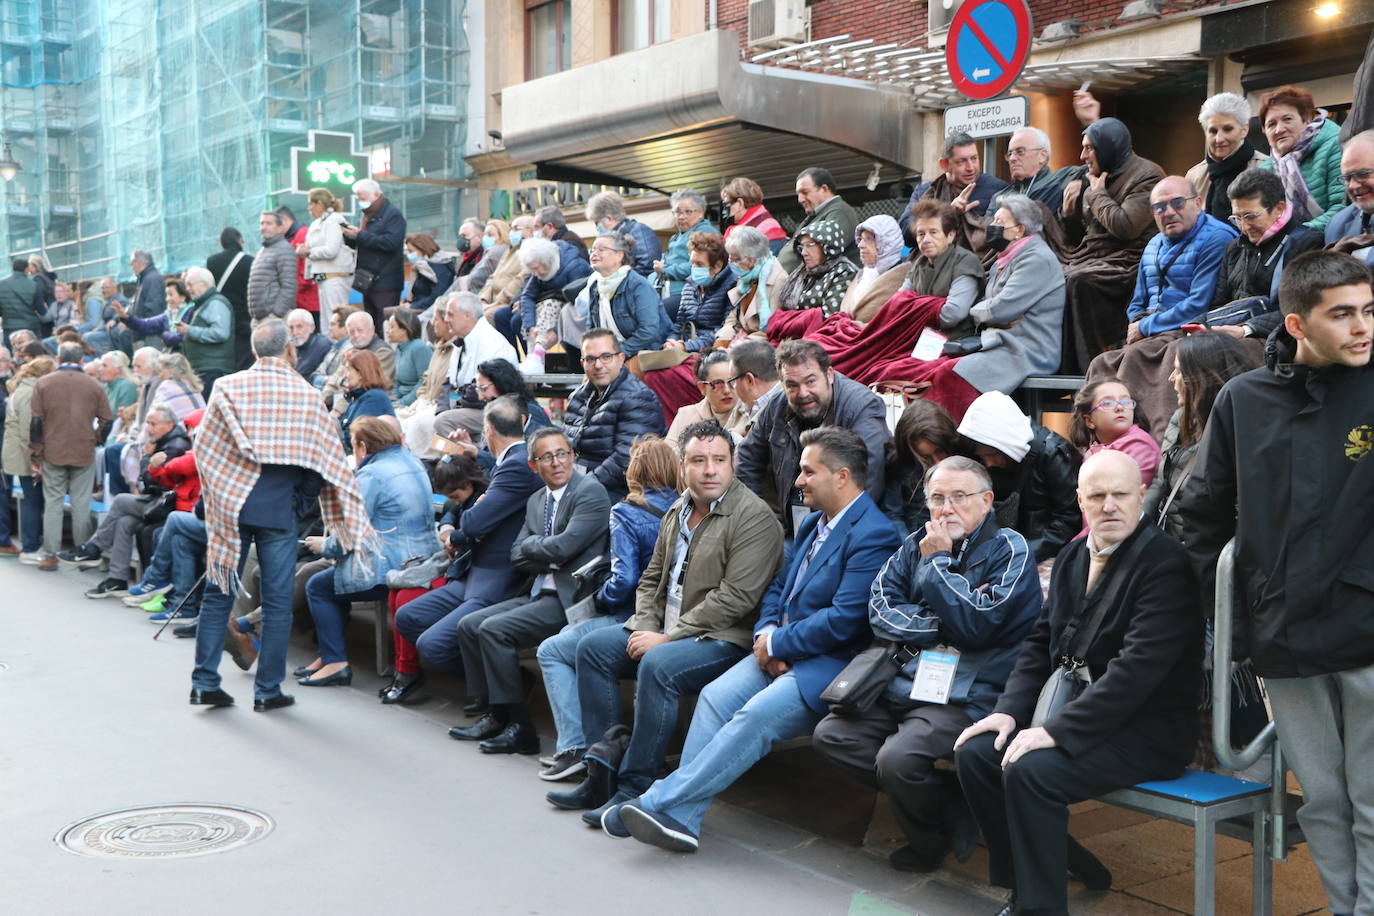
left=1179, top=325, right=1374, bottom=678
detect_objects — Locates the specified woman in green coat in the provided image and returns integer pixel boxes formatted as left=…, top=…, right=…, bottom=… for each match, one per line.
left=384, top=308, right=432, bottom=406
left=1258, top=84, right=1346, bottom=231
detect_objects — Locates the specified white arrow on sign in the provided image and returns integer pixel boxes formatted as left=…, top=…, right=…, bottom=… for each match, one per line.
left=972, top=67, right=991, bottom=78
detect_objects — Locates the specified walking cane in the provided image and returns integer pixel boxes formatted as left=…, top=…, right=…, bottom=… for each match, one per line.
left=152, top=571, right=208, bottom=641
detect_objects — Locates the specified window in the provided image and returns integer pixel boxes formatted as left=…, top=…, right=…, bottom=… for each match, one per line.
left=927, top=0, right=966, bottom=48
left=614, top=0, right=670, bottom=54
left=526, top=0, right=571, bottom=80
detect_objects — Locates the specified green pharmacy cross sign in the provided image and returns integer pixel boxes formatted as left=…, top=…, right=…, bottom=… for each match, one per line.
left=290, top=130, right=370, bottom=214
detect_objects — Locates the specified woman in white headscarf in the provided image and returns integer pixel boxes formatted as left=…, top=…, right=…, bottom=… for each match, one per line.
left=836, top=215, right=907, bottom=325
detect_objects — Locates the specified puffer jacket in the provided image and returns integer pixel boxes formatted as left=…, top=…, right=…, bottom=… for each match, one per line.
left=669, top=264, right=735, bottom=352
left=138, top=425, right=192, bottom=493
left=408, top=256, right=456, bottom=313
left=615, top=217, right=663, bottom=278
left=869, top=513, right=1041, bottom=717
left=1126, top=212, right=1238, bottom=336
left=324, top=444, right=436, bottom=592
left=586, top=270, right=671, bottom=358
left=1259, top=116, right=1347, bottom=231
left=562, top=366, right=667, bottom=498
left=516, top=240, right=593, bottom=315
left=147, top=450, right=200, bottom=511
left=597, top=487, right=678, bottom=618
left=246, top=233, right=298, bottom=320
left=1209, top=221, right=1324, bottom=338
left=661, top=218, right=717, bottom=297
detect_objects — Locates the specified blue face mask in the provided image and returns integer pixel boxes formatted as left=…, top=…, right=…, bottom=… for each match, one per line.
left=481, top=236, right=495, bottom=250
left=689, top=265, right=713, bottom=285
left=405, top=250, right=418, bottom=263
left=509, top=230, right=523, bottom=247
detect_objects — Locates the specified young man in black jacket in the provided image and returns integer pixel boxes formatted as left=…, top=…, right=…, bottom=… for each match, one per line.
left=1180, top=250, right=1374, bottom=916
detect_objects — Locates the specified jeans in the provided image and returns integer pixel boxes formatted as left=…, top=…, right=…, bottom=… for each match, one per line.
left=393, top=565, right=518, bottom=677
left=490, top=305, right=521, bottom=349
left=17, top=475, right=44, bottom=553
left=0, top=468, right=11, bottom=546
left=160, top=511, right=207, bottom=608
left=192, top=522, right=297, bottom=701
left=536, top=615, right=622, bottom=753
left=576, top=626, right=746, bottom=794
left=304, top=568, right=389, bottom=665
left=104, top=445, right=130, bottom=497
left=637, top=657, right=820, bottom=834
left=41, top=460, right=97, bottom=555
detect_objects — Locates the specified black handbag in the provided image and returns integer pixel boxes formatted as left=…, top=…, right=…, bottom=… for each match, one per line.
left=1204, top=295, right=1269, bottom=328
left=351, top=266, right=377, bottom=293
left=139, top=490, right=177, bottom=525
left=821, top=641, right=918, bottom=717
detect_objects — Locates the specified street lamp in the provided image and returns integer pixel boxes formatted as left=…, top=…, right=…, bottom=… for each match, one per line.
left=1314, top=2, right=1341, bottom=18
left=0, top=141, right=20, bottom=182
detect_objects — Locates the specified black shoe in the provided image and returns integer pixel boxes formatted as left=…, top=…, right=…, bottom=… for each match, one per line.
left=889, top=843, right=946, bottom=873
left=380, top=671, right=425, bottom=705
left=57, top=543, right=102, bottom=568
left=994, top=899, right=1015, bottom=916
left=84, top=577, right=130, bottom=598
left=189, top=688, right=234, bottom=707
left=254, top=693, right=295, bottom=712
left=462, top=698, right=490, bottom=715
left=539, top=747, right=587, bottom=782
left=293, top=664, right=319, bottom=679
left=546, top=776, right=598, bottom=810
left=449, top=712, right=502, bottom=741
left=479, top=722, right=540, bottom=755
left=297, top=666, right=352, bottom=687
left=582, top=790, right=635, bottom=829
left=1068, top=837, right=1112, bottom=890
left=173, top=622, right=198, bottom=638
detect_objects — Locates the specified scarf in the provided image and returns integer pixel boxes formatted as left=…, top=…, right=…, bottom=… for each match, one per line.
left=596, top=266, right=632, bottom=340
left=1259, top=204, right=1293, bottom=244
left=735, top=256, right=777, bottom=329
left=906, top=244, right=983, bottom=298
left=1203, top=140, right=1257, bottom=217
left=196, top=357, right=379, bottom=593
left=776, top=256, right=858, bottom=316
left=412, top=249, right=459, bottom=285
left=995, top=233, right=1036, bottom=270
left=1272, top=113, right=1327, bottom=223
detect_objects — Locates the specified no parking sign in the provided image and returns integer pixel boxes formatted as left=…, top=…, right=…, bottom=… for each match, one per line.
left=945, top=0, right=1033, bottom=101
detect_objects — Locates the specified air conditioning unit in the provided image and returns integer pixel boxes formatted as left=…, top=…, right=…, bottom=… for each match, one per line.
left=748, top=0, right=809, bottom=49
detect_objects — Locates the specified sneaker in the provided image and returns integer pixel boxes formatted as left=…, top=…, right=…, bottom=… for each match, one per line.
left=518, top=351, right=545, bottom=374
left=19, top=551, right=43, bottom=565
left=84, top=578, right=130, bottom=599
left=139, top=595, right=167, bottom=614
left=539, top=748, right=587, bottom=782
left=619, top=804, right=699, bottom=853
left=126, top=580, right=173, bottom=601
left=57, top=543, right=102, bottom=568
left=149, top=609, right=197, bottom=624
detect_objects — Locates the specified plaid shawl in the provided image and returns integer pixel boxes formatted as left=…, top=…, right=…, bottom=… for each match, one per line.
left=196, top=357, right=378, bottom=593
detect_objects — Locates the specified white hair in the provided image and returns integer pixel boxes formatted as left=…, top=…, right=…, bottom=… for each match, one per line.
left=287, top=308, right=314, bottom=325
left=724, top=226, right=770, bottom=261
left=183, top=265, right=213, bottom=287
left=1012, top=126, right=1052, bottom=156
left=518, top=237, right=560, bottom=271
left=353, top=178, right=381, bottom=196
left=449, top=291, right=484, bottom=321
left=346, top=310, right=374, bottom=330
left=132, top=345, right=160, bottom=368
left=1198, top=92, right=1252, bottom=129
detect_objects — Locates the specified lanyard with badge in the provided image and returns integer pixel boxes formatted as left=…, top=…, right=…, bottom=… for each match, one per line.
left=909, top=646, right=962, bottom=704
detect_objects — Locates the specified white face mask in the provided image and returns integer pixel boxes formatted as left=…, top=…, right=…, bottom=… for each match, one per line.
left=359, top=198, right=373, bottom=210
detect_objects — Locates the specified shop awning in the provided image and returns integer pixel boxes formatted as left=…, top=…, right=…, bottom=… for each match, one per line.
left=500, top=30, right=922, bottom=194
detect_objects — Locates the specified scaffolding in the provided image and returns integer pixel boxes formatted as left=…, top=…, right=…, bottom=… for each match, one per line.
left=0, top=0, right=471, bottom=284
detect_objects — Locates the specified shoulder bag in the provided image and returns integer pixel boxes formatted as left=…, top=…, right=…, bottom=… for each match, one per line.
left=821, top=642, right=919, bottom=717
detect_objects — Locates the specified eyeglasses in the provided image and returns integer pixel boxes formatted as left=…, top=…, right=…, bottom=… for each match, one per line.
left=1092, top=398, right=1137, bottom=412
left=797, top=240, right=820, bottom=251
left=725, top=373, right=746, bottom=387
left=927, top=490, right=988, bottom=509
left=475, top=381, right=495, bottom=395
left=581, top=352, right=621, bottom=366
left=1227, top=211, right=1268, bottom=225
left=672, top=208, right=701, bottom=216
left=591, top=244, right=620, bottom=254
left=533, top=449, right=573, bottom=465
left=1342, top=168, right=1374, bottom=185
left=701, top=378, right=730, bottom=391
left=1149, top=197, right=1194, bottom=215
left=1005, top=146, right=1045, bottom=159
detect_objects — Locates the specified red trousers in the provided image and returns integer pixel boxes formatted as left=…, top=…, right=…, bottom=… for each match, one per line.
left=387, top=577, right=447, bottom=675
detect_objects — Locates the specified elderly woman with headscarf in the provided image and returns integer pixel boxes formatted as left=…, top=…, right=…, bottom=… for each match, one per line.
left=862, top=194, right=1065, bottom=422
left=837, top=215, right=907, bottom=325
left=1058, top=117, right=1165, bottom=372
left=1257, top=84, right=1345, bottom=232
left=762, top=219, right=859, bottom=341
left=1184, top=93, right=1269, bottom=222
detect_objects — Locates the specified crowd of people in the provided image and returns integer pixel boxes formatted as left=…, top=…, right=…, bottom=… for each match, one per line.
left=2, top=83, right=1373, bottom=916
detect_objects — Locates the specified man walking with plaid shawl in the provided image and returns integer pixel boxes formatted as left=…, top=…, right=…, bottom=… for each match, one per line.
left=190, top=319, right=379, bottom=710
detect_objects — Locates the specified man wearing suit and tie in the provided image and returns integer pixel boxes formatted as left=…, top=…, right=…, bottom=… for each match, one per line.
left=610, top=427, right=902, bottom=852
left=449, top=425, right=611, bottom=755
left=812, top=455, right=1042, bottom=874
left=392, top=396, right=544, bottom=703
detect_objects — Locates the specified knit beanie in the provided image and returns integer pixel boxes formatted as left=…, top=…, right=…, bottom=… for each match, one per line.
left=957, top=391, right=1034, bottom=463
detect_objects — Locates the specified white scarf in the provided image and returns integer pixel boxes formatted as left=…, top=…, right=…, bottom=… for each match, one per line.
left=596, top=266, right=632, bottom=340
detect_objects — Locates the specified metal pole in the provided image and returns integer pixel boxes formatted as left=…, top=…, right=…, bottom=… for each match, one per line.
left=152, top=571, right=207, bottom=641
left=1211, top=539, right=1277, bottom=770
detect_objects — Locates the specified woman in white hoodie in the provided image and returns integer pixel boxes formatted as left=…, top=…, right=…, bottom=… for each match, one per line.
left=297, top=187, right=356, bottom=329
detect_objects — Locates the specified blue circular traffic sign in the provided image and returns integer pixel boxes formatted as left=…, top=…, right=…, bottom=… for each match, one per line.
left=945, top=0, right=1033, bottom=101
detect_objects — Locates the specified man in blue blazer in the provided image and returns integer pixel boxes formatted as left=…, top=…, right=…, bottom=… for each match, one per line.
left=612, top=427, right=902, bottom=852
left=1325, top=130, right=1374, bottom=269
left=392, top=396, right=542, bottom=701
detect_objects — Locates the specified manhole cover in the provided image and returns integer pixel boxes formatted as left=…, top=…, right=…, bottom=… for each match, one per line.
left=56, top=804, right=273, bottom=859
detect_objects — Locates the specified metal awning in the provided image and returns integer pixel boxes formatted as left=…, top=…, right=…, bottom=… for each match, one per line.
left=500, top=30, right=921, bottom=194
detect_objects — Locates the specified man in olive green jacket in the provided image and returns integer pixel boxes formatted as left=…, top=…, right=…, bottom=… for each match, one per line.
left=180, top=267, right=236, bottom=393
left=552, top=419, right=784, bottom=823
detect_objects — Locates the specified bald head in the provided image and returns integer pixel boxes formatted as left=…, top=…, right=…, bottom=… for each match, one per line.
left=1078, top=450, right=1146, bottom=547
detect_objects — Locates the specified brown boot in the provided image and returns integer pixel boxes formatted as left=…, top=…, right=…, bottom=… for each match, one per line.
left=37, top=555, right=58, bottom=571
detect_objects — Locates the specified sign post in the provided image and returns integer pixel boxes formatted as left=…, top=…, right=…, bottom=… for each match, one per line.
left=944, top=95, right=1029, bottom=139
left=944, top=0, right=1033, bottom=102
left=289, top=130, right=370, bottom=215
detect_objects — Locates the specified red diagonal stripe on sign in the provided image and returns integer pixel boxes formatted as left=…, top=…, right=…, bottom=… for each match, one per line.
left=964, top=14, right=1012, bottom=72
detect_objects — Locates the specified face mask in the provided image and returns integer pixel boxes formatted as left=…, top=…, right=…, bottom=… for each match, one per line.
left=455, top=236, right=470, bottom=254
left=405, top=250, right=419, bottom=264
left=985, top=224, right=1011, bottom=252
left=359, top=199, right=372, bottom=210
left=689, top=266, right=713, bottom=285
left=738, top=262, right=762, bottom=282
left=481, top=236, right=495, bottom=250
left=509, top=231, right=523, bottom=247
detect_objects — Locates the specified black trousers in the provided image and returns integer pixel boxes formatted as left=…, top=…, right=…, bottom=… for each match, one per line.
left=362, top=288, right=401, bottom=331
left=955, top=729, right=1175, bottom=912
left=455, top=592, right=565, bottom=706
left=812, top=699, right=972, bottom=858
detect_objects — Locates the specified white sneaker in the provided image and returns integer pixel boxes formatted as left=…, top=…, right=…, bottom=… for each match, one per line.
left=19, top=551, right=43, bottom=565
left=518, top=352, right=545, bottom=375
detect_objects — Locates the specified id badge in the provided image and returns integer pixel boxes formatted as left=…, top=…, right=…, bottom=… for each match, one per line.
left=911, top=327, right=948, bottom=361
left=909, top=645, right=961, bottom=704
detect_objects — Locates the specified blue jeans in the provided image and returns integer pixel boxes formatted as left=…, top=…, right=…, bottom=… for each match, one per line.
left=17, top=475, right=44, bottom=553
left=636, top=657, right=820, bottom=834
left=393, top=565, right=518, bottom=677
left=192, top=522, right=297, bottom=701
left=576, top=626, right=746, bottom=794
left=305, top=568, right=389, bottom=665
left=536, top=615, right=622, bottom=753
left=0, top=469, right=11, bottom=546
left=490, top=305, right=522, bottom=349
left=164, top=511, right=208, bottom=609
left=104, top=444, right=130, bottom=497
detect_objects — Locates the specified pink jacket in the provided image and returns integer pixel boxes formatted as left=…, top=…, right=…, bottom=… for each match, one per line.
left=1085, top=424, right=1161, bottom=486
